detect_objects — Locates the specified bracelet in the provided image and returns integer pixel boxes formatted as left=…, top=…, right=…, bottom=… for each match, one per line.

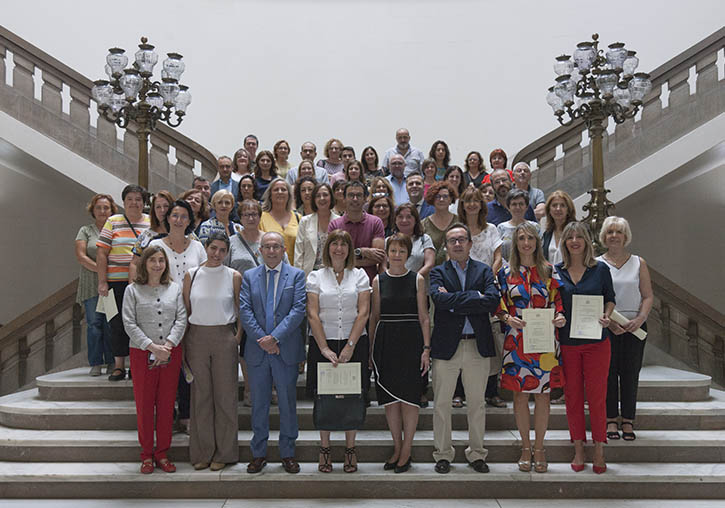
left=423, top=345, right=431, bottom=351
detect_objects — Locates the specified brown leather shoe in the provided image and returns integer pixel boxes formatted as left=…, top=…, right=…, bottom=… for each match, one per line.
left=247, top=457, right=267, bottom=474
left=281, top=457, right=300, bottom=474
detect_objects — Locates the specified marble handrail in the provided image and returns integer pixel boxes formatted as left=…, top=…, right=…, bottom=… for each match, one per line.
left=0, top=24, right=218, bottom=192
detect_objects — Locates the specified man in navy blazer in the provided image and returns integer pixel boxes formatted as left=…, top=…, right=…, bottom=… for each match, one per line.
left=240, top=232, right=307, bottom=474
left=429, top=223, right=500, bottom=475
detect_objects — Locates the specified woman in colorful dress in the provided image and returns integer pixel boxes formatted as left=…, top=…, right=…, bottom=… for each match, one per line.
left=496, top=222, right=566, bottom=473
left=370, top=233, right=430, bottom=473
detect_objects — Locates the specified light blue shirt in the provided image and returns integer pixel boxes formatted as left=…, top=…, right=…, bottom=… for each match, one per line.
left=386, top=174, right=409, bottom=205
left=382, top=146, right=425, bottom=178
left=452, top=258, right=474, bottom=335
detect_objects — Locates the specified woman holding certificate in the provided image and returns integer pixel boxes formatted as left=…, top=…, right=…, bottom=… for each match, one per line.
left=554, top=222, right=615, bottom=474
left=597, top=217, right=653, bottom=442
left=306, top=230, right=371, bottom=473
left=496, top=223, right=566, bottom=473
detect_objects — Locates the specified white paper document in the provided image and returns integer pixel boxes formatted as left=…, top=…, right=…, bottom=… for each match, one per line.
left=522, top=308, right=555, bottom=354
left=610, top=309, right=648, bottom=340
left=317, top=362, right=361, bottom=395
left=570, top=294, right=603, bottom=339
left=96, top=288, right=119, bottom=322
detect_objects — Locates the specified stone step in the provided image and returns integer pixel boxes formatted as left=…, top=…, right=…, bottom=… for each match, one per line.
left=1, top=427, right=723, bottom=463
left=35, top=365, right=712, bottom=402
left=3, top=388, right=725, bottom=431
left=1, top=461, right=724, bottom=499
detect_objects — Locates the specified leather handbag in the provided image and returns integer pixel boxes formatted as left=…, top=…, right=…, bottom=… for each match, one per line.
left=312, top=340, right=366, bottom=431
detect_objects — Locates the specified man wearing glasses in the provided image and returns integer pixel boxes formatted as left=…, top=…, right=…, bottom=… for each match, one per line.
left=240, top=232, right=307, bottom=474
left=429, top=223, right=500, bottom=475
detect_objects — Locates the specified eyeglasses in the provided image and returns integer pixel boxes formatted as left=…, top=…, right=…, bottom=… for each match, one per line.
left=435, top=194, right=451, bottom=200
left=346, top=193, right=364, bottom=200
left=261, top=244, right=284, bottom=251
left=446, top=236, right=469, bottom=245
left=241, top=213, right=259, bottom=219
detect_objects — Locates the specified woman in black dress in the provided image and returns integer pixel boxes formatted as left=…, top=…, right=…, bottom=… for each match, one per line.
left=370, top=233, right=431, bottom=473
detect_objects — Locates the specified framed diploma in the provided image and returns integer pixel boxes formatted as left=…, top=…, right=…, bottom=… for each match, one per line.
left=317, top=362, right=362, bottom=395
left=571, top=295, right=603, bottom=339
left=522, top=308, right=555, bottom=353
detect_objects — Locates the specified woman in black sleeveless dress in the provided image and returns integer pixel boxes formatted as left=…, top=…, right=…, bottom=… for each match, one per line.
left=370, top=233, right=431, bottom=473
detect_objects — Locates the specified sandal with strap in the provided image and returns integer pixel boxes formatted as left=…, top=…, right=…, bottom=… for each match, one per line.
left=318, top=446, right=332, bottom=473
left=621, top=421, right=636, bottom=441
left=518, top=447, right=532, bottom=472
left=343, top=447, right=358, bottom=473
left=606, top=420, right=621, bottom=440
left=533, top=448, right=548, bottom=473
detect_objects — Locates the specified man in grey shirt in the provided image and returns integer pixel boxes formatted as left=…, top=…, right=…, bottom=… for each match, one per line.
left=285, top=141, right=329, bottom=186
left=381, top=128, right=425, bottom=178
left=512, top=162, right=545, bottom=220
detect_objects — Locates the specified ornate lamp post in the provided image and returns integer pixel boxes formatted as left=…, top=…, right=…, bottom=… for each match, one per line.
left=547, top=34, right=651, bottom=250
left=90, top=37, right=192, bottom=190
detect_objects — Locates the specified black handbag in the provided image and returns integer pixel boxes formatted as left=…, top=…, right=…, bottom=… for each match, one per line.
left=312, top=340, right=366, bottom=431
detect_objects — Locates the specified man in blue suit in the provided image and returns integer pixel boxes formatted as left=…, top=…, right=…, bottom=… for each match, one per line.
left=240, top=231, right=307, bottom=474
left=429, top=223, right=500, bottom=475
left=210, top=156, right=240, bottom=220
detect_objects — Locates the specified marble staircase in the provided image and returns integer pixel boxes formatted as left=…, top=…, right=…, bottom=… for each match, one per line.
left=0, top=366, right=724, bottom=499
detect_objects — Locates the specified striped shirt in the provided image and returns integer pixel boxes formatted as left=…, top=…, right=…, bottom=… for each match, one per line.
left=97, top=214, right=150, bottom=281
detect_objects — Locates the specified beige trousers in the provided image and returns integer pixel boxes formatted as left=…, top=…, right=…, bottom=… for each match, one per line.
left=432, top=339, right=491, bottom=463
left=186, top=324, right=240, bottom=464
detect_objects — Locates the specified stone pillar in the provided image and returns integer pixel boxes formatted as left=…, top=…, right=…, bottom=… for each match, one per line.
left=69, top=87, right=91, bottom=130
left=41, top=71, right=63, bottom=114
left=695, top=52, right=718, bottom=93
left=149, top=134, right=171, bottom=192
left=667, top=69, right=690, bottom=108
left=175, top=150, right=195, bottom=193
left=96, top=114, right=117, bottom=147
left=562, top=132, right=582, bottom=177
left=123, top=121, right=139, bottom=161
left=0, top=44, right=6, bottom=87
left=535, top=147, right=557, bottom=192
left=12, top=53, right=35, bottom=98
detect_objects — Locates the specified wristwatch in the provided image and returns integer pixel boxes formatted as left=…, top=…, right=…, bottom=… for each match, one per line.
left=423, top=345, right=431, bottom=351
left=348, top=340, right=355, bottom=347
left=354, top=248, right=362, bottom=259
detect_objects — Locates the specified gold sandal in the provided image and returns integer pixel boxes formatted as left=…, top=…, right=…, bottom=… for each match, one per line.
left=518, top=447, right=532, bottom=472
left=533, top=448, right=548, bottom=473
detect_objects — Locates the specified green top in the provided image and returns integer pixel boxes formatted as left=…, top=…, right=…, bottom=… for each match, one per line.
left=75, top=223, right=100, bottom=303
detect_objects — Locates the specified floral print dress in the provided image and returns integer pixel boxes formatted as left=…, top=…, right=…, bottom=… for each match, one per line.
left=496, top=265, right=565, bottom=393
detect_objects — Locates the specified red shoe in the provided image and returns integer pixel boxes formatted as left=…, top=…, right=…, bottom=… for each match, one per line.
left=155, top=458, right=176, bottom=473
left=140, top=459, right=154, bottom=474
left=570, top=462, right=585, bottom=472
left=593, top=463, right=607, bottom=474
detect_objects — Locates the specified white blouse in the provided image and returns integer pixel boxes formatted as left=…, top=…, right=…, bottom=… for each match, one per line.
left=188, top=265, right=237, bottom=326
left=306, top=267, right=371, bottom=340
left=149, top=237, right=207, bottom=285
left=470, top=225, right=502, bottom=267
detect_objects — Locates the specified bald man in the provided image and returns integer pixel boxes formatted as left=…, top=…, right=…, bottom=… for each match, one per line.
left=381, top=128, right=425, bottom=178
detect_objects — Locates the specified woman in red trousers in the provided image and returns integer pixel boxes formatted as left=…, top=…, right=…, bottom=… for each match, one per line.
left=553, top=222, right=615, bottom=474
left=123, top=245, right=187, bottom=474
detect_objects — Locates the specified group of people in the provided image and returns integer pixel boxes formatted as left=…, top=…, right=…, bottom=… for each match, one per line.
left=74, top=128, right=653, bottom=476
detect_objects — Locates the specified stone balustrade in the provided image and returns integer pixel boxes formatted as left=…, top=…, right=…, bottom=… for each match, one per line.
left=0, top=280, right=81, bottom=396
left=513, top=27, right=725, bottom=199
left=0, top=25, right=218, bottom=194
left=647, top=268, right=725, bottom=387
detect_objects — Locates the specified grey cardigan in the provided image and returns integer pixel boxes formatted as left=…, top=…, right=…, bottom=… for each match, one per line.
left=122, top=281, right=187, bottom=351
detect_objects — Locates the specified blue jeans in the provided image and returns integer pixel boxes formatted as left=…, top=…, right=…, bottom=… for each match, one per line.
left=84, top=296, right=114, bottom=366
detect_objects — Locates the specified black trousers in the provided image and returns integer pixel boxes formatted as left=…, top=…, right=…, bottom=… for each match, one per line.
left=108, top=281, right=130, bottom=357
left=606, top=324, right=647, bottom=420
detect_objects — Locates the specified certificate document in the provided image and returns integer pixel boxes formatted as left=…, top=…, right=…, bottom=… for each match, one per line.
left=610, top=309, right=648, bottom=340
left=317, top=362, right=362, bottom=395
left=522, top=308, right=555, bottom=354
left=571, top=295, right=603, bottom=339
left=95, top=288, right=118, bottom=322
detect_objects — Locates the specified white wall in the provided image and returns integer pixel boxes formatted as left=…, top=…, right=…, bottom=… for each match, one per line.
left=2, top=1, right=724, bottom=165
